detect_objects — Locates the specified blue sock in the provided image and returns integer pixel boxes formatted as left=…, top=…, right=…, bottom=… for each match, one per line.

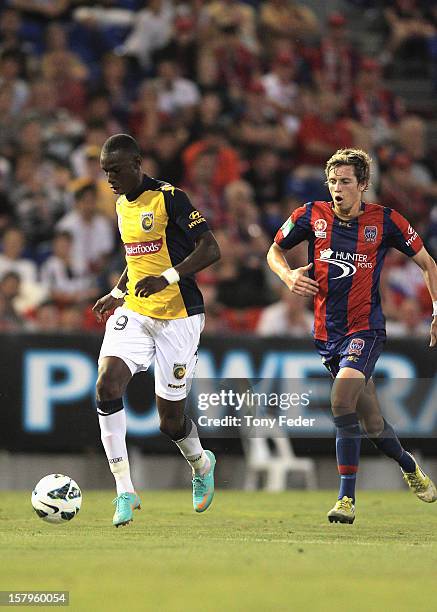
left=368, top=419, right=416, bottom=472
left=334, top=413, right=361, bottom=502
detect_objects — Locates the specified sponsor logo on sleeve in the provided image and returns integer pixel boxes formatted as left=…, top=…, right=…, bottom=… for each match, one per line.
left=314, top=218, right=327, bottom=238
left=188, top=210, right=206, bottom=228
left=405, top=224, right=418, bottom=247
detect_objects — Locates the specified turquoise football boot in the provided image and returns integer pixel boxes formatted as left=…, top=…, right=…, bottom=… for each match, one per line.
left=112, top=492, right=141, bottom=527
left=192, top=450, right=216, bottom=513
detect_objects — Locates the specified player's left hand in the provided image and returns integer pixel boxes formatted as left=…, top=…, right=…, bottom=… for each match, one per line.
left=430, top=317, right=437, bottom=347
left=135, top=275, right=168, bottom=298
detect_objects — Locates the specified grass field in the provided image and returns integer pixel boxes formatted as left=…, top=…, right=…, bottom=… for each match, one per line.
left=1, top=490, right=437, bottom=612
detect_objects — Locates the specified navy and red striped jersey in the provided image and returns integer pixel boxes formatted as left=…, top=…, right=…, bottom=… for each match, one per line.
left=274, top=201, right=423, bottom=341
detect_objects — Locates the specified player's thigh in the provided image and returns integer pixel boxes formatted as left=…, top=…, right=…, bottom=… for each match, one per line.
left=99, top=306, right=155, bottom=376
left=331, top=367, right=366, bottom=415
left=154, top=314, right=204, bottom=401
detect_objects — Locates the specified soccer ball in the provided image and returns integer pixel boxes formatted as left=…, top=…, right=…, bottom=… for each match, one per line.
left=31, top=474, right=82, bottom=524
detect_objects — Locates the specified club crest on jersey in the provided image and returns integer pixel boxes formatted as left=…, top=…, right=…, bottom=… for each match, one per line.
left=314, top=218, right=327, bottom=238
left=364, top=225, right=377, bottom=242
left=140, top=211, right=154, bottom=232
left=348, top=338, right=365, bottom=356
left=173, top=363, right=186, bottom=380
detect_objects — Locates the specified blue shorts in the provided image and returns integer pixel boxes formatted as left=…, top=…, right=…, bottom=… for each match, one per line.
left=314, top=330, right=386, bottom=381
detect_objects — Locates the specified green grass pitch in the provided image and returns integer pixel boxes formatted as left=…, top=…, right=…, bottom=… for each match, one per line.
left=1, top=490, right=436, bottom=612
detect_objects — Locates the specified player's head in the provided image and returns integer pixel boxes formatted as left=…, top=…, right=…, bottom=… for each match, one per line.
left=325, top=148, right=371, bottom=213
left=100, top=134, right=143, bottom=195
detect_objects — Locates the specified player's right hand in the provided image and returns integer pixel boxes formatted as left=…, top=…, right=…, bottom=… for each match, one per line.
left=285, top=263, right=319, bottom=297
left=92, top=294, right=124, bottom=323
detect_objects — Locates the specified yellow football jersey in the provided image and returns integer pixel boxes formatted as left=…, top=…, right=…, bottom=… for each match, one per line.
left=116, top=176, right=209, bottom=319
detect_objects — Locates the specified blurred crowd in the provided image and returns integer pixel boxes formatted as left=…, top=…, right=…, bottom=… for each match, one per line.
left=0, top=0, right=436, bottom=337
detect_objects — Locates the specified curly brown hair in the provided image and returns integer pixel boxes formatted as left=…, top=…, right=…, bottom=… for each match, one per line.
left=325, top=148, right=372, bottom=188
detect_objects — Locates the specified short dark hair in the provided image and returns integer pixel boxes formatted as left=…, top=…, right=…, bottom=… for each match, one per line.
left=325, top=148, right=371, bottom=187
left=101, top=133, right=141, bottom=158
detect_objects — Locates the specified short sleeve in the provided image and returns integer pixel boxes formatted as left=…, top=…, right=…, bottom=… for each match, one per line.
left=384, top=208, right=423, bottom=257
left=163, top=187, right=210, bottom=240
left=274, top=203, right=312, bottom=250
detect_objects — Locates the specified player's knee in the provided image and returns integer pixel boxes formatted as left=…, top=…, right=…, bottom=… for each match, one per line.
left=159, top=414, right=185, bottom=440
left=96, top=371, right=124, bottom=402
left=362, top=414, right=384, bottom=436
left=331, top=403, right=356, bottom=417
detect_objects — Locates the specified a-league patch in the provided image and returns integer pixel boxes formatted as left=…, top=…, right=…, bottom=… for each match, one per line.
left=140, top=211, right=154, bottom=232
left=348, top=338, right=365, bottom=355
left=314, top=218, right=327, bottom=238
left=364, top=225, right=377, bottom=242
left=280, top=217, right=294, bottom=238
left=173, top=363, right=187, bottom=380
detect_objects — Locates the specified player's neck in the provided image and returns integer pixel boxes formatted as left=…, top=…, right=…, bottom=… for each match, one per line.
left=333, top=200, right=363, bottom=221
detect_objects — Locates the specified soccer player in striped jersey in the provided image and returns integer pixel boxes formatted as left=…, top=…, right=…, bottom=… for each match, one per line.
left=92, top=134, right=220, bottom=527
left=268, top=148, right=437, bottom=523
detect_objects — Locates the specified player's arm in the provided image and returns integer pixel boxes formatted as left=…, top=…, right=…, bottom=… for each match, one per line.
left=267, top=243, right=318, bottom=296
left=412, top=247, right=437, bottom=347
left=135, top=231, right=220, bottom=298
left=92, top=266, right=128, bottom=322
left=266, top=204, right=319, bottom=297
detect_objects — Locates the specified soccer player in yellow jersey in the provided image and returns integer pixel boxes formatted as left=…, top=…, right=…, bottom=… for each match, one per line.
left=92, top=134, right=220, bottom=527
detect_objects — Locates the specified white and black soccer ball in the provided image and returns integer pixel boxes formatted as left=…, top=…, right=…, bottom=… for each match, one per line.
left=31, top=474, right=82, bottom=524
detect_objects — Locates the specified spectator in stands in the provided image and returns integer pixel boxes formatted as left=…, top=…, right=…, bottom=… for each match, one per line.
left=70, top=120, right=109, bottom=177
left=397, top=115, right=437, bottom=190
left=235, top=80, right=293, bottom=154
left=0, top=271, right=26, bottom=330
left=256, top=285, right=313, bottom=337
left=69, top=145, right=116, bottom=222
left=201, top=0, right=258, bottom=53
left=379, top=150, right=431, bottom=230
left=183, top=147, right=227, bottom=228
left=151, top=127, right=185, bottom=185
left=117, top=0, right=174, bottom=69
left=188, top=92, right=228, bottom=141
left=260, top=50, right=301, bottom=135
left=59, top=304, right=85, bottom=331
left=183, top=127, right=242, bottom=195
left=202, top=22, right=258, bottom=93
left=295, top=89, right=354, bottom=179
left=56, top=182, right=115, bottom=277
left=94, top=53, right=132, bottom=127
left=0, top=49, right=29, bottom=115
left=349, top=57, right=404, bottom=145
left=40, top=22, right=88, bottom=117
left=154, top=15, right=200, bottom=81
left=10, top=154, right=67, bottom=249
left=40, top=230, right=100, bottom=306
left=259, top=0, right=319, bottom=48
left=148, top=58, right=201, bottom=124
left=386, top=297, right=430, bottom=337
left=381, top=0, right=435, bottom=69
left=310, top=13, right=361, bottom=107
left=0, top=226, right=37, bottom=284
left=31, top=299, right=61, bottom=332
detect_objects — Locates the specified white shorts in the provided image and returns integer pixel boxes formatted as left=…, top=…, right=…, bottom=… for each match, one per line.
left=99, top=306, right=205, bottom=400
